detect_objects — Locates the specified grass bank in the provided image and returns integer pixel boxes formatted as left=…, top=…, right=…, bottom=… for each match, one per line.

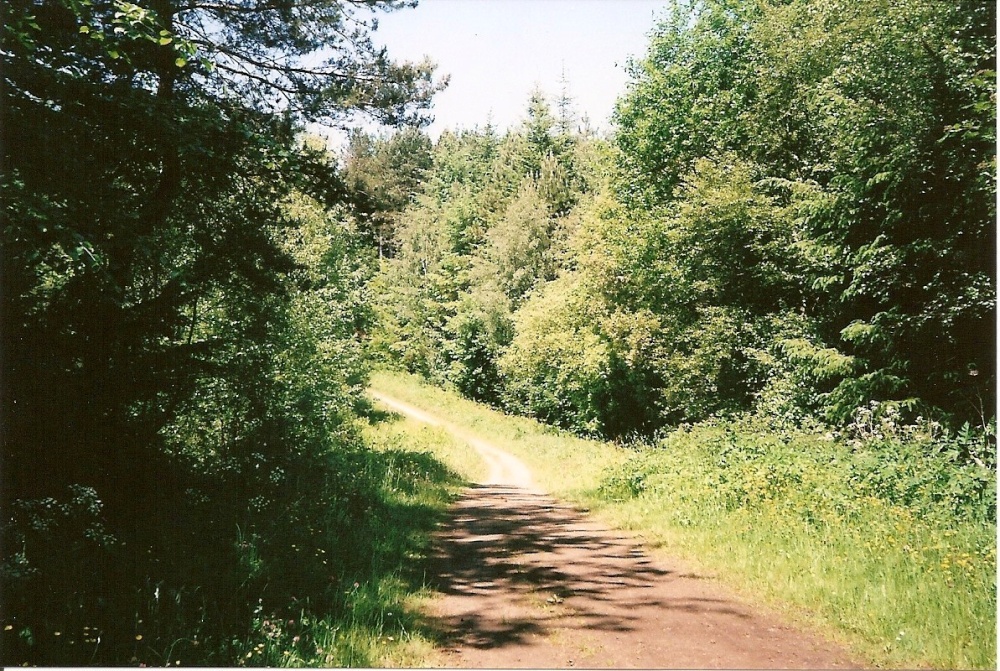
left=368, top=370, right=631, bottom=499
left=369, top=370, right=997, bottom=669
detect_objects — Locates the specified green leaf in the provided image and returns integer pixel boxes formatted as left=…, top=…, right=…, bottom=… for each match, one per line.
left=175, top=57, right=187, bottom=67
left=79, top=25, right=90, bottom=33
left=108, top=49, right=120, bottom=59
left=159, top=37, right=172, bottom=45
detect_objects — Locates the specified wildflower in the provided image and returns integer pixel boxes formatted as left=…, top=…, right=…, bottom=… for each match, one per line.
left=3, top=625, right=11, bottom=631
left=292, top=636, right=300, bottom=644
left=135, top=635, right=143, bottom=641
left=54, top=632, right=61, bottom=637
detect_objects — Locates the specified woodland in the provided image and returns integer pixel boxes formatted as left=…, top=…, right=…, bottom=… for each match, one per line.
left=1, top=0, right=996, bottom=666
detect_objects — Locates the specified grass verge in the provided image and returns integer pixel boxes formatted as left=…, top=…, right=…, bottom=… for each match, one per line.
left=231, top=405, right=477, bottom=667
left=368, top=370, right=631, bottom=499
left=369, top=370, right=997, bottom=669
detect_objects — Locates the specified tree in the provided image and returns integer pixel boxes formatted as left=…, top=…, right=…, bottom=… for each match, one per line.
left=611, top=0, right=995, bottom=426
left=477, top=183, right=555, bottom=304
left=342, top=127, right=433, bottom=256
left=2, top=0, right=442, bottom=662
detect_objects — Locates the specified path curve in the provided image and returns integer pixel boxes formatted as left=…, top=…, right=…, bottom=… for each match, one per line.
left=370, top=391, right=536, bottom=491
left=371, top=391, right=862, bottom=669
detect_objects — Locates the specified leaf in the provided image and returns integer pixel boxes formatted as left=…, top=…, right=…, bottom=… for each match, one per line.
left=108, top=49, right=120, bottom=59
left=79, top=25, right=90, bottom=33
left=175, top=57, right=187, bottom=67
left=159, top=37, right=172, bottom=45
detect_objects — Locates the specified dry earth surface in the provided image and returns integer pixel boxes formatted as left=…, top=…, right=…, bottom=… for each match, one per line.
left=371, top=392, right=863, bottom=669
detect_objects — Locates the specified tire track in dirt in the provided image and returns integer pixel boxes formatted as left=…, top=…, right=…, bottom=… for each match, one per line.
left=370, top=391, right=862, bottom=669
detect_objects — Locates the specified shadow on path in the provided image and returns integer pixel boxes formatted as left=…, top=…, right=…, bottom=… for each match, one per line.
left=426, top=485, right=750, bottom=655
left=371, top=390, right=860, bottom=668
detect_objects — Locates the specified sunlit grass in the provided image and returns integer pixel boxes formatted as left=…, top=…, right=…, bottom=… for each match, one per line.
left=365, top=409, right=489, bottom=484
left=598, top=453, right=996, bottom=669
left=368, top=370, right=997, bottom=669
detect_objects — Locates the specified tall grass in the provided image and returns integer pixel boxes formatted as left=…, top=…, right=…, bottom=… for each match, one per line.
left=369, top=370, right=997, bottom=669
left=597, top=421, right=996, bottom=669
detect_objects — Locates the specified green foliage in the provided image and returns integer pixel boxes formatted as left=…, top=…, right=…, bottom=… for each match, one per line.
left=370, top=370, right=997, bottom=669
left=367, top=89, right=610, bottom=413
left=477, top=183, right=555, bottom=304
left=342, top=127, right=434, bottom=256
left=224, top=412, right=468, bottom=668
left=607, top=0, right=996, bottom=427
left=1, top=0, right=445, bottom=663
left=498, top=275, right=663, bottom=437
left=498, top=274, right=611, bottom=435
left=440, top=287, right=513, bottom=403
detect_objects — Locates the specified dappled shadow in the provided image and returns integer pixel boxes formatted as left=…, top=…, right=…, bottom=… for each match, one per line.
left=423, top=484, right=750, bottom=653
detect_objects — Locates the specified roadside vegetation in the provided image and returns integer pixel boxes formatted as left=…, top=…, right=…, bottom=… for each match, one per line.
left=2, top=0, right=449, bottom=663
left=4, top=392, right=471, bottom=667
left=365, top=0, right=995, bottom=440
left=372, top=371, right=996, bottom=669
left=370, top=370, right=631, bottom=495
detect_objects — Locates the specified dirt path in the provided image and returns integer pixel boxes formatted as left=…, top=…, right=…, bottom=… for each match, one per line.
left=371, top=392, right=861, bottom=669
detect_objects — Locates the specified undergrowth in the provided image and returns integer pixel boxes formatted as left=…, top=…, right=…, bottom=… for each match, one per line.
left=1, top=405, right=467, bottom=667
left=596, top=414, right=996, bottom=669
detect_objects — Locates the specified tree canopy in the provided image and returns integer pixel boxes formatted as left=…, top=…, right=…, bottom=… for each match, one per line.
left=367, top=0, right=995, bottom=435
left=2, top=0, right=442, bottom=663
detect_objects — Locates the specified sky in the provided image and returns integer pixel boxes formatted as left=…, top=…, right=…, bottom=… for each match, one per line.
left=366, top=0, right=671, bottom=139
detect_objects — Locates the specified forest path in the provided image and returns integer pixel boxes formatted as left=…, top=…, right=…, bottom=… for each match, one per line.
left=370, top=391, right=861, bottom=669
